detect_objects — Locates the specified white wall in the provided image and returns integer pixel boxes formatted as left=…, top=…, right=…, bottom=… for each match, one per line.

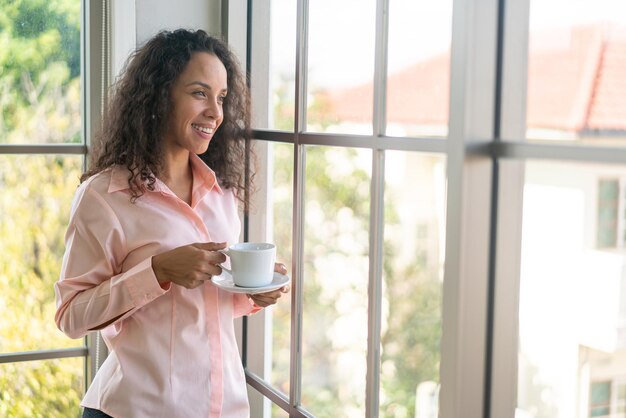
left=109, top=0, right=222, bottom=80
left=135, top=0, right=222, bottom=45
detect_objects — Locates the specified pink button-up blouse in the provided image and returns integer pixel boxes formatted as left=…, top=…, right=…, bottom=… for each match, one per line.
left=54, top=155, right=258, bottom=418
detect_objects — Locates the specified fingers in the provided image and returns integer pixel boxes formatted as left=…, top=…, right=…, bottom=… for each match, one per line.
left=153, top=242, right=228, bottom=289
left=188, top=242, right=226, bottom=271
left=249, top=287, right=289, bottom=307
left=204, top=263, right=223, bottom=277
left=189, top=280, right=205, bottom=289
left=193, top=241, right=228, bottom=252
left=247, top=264, right=291, bottom=306
left=274, top=262, right=288, bottom=275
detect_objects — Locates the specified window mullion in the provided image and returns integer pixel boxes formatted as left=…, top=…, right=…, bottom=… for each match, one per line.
left=366, top=0, right=390, bottom=416
left=290, top=0, right=310, bottom=411
left=440, top=0, right=500, bottom=416
left=366, top=149, right=385, bottom=418
left=83, top=0, right=107, bottom=387
left=489, top=0, right=530, bottom=415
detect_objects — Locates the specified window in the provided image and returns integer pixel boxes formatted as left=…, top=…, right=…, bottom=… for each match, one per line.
left=597, top=179, right=620, bottom=248
left=512, top=1, right=626, bottom=416
left=240, top=0, right=626, bottom=416
left=245, top=0, right=452, bottom=416
left=596, top=178, right=626, bottom=249
left=616, top=380, right=626, bottom=415
left=0, top=1, right=104, bottom=416
left=590, top=381, right=610, bottom=417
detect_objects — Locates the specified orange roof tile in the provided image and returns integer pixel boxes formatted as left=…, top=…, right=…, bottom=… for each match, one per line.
left=587, top=27, right=626, bottom=131
left=324, top=24, right=626, bottom=134
left=527, top=25, right=604, bottom=132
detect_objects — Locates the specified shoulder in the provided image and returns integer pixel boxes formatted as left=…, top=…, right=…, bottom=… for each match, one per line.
left=70, top=169, right=117, bottom=219
left=80, top=168, right=114, bottom=194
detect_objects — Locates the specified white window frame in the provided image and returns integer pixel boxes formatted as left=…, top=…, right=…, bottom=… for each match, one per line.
left=613, top=378, right=626, bottom=415
left=234, top=0, right=626, bottom=416
left=235, top=0, right=499, bottom=417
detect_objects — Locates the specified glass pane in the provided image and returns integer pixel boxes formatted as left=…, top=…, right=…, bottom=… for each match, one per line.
left=518, top=161, right=626, bottom=417
left=0, top=155, right=84, bottom=351
left=380, top=151, right=446, bottom=417
left=306, top=0, right=376, bottom=134
left=597, top=179, right=619, bottom=247
left=590, top=382, right=610, bottom=404
left=271, top=404, right=290, bottom=418
left=0, top=358, right=84, bottom=417
left=270, top=142, right=294, bottom=394
left=590, top=407, right=610, bottom=417
left=0, top=0, right=81, bottom=144
left=301, top=145, right=372, bottom=416
left=267, top=0, right=297, bottom=131
left=386, top=0, right=452, bottom=137
left=526, top=0, right=626, bottom=144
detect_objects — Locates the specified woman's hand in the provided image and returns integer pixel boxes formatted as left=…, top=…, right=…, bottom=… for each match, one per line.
left=152, top=242, right=227, bottom=289
left=248, top=262, right=290, bottom=307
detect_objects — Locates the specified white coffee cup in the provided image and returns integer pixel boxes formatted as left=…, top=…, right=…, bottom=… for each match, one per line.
left=219, top=242, right=276, bottom=287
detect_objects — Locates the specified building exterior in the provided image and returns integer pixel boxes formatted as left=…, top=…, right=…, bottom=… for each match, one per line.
left=325, top=22, right=626, bottom=418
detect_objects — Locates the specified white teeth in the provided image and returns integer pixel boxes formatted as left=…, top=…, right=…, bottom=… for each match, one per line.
left=192, top=124, right=214, bottom=134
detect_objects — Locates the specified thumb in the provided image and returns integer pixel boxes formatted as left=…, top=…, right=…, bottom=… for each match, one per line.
left=192, top=242, right=228, bottom=252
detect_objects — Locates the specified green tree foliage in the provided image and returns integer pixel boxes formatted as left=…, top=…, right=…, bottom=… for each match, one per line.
left=0, top=0, right=81, bottom=142
left=0, top=0, right=83, bottom=416
left=380, top=259, right=441, bottom=418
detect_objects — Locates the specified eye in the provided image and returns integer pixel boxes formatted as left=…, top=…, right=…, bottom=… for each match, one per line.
left=192, top=90, right=206, bottom=98
left=218, top=95, right=227, bottom=104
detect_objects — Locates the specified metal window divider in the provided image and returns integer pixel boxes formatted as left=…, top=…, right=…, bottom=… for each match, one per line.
left=289, top=0, right=310, bottom=413
left=365, top=0, right=390, bottom=416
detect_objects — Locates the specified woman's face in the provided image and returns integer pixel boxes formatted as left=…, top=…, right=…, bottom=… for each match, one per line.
left=163, top=52, right=228, bottom=158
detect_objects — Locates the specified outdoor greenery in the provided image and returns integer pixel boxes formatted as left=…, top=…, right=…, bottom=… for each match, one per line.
left=0, top=0, right=84, bottom=416
left=270, top=88, right=442, bottom=417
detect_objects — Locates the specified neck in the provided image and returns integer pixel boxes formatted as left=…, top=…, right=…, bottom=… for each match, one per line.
left=161, top=151, right=193, bottom=204
left=162, top=149, right=191, bottom=181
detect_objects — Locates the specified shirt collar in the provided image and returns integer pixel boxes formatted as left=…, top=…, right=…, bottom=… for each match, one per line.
left=108, top=166, right=132, bottom=193
left=189, top=154, right=224, bottom=195
left=107, top=154, right=224, bottom=195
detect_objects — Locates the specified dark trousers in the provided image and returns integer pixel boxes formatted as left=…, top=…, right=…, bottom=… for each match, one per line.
left=82, top=407, right=113, bottom=418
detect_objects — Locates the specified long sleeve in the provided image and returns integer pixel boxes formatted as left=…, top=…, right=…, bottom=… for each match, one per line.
left=54, top=185, right=168, bottom=339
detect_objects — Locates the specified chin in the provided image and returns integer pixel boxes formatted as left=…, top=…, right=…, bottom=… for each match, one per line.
left=196, top=144, right=211, bottom=155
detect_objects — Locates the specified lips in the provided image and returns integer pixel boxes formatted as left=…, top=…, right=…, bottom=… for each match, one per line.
left=191, top=123, right=215, bottom=135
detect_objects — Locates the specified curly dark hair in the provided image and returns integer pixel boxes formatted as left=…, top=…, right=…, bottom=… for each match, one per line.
left=83, top=29, right=252, bottom=205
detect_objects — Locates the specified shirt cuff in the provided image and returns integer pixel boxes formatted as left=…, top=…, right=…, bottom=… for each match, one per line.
left=233, top=293, right=262, bottom=317
left=249, top=298, right=263, bottom=315
left=117, top=257, right=169, bottom=307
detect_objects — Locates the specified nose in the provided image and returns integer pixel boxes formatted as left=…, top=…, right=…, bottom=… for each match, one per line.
left=203, top=97, right=223, bottom=120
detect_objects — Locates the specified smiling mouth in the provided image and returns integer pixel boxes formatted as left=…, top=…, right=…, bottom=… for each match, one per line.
left=192, top=123, right=214, bottom=135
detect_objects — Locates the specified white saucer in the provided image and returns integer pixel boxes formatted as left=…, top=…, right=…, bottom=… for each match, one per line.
left=211, top=271, right=290, bottom=294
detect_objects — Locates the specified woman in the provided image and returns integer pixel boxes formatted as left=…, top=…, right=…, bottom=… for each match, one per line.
left=54, top=29, right=288, bottom=418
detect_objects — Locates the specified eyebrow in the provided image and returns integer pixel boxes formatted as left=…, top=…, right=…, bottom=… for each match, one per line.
left=186, top=81, right=227, bottom=93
